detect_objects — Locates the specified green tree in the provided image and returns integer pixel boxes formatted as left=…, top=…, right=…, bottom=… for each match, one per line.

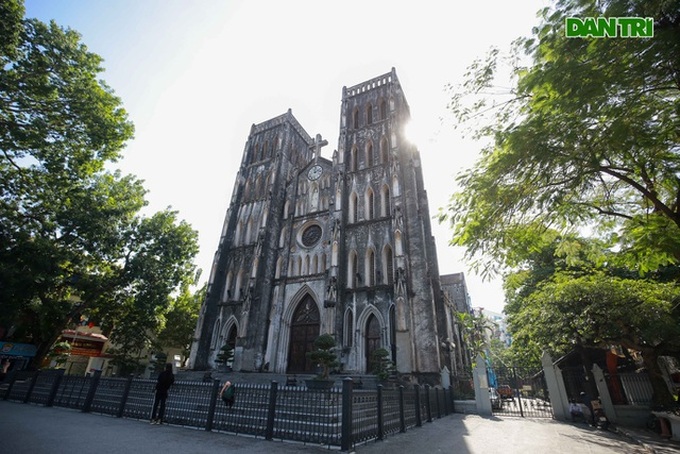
left=456, top=311, right=492, bottom=367
left=157, top=283, right=205, bottom=367
left=307, top=333, right=339, bottom=380
left=500, top=229, right=680, bottom=404
left=214, top=344, right=234, bottom=371
left=440, top=0, right=680, bottom=276
left=0, top=3, right=199, bottom=369
left=512, top=271, right=680, bottom=405
left=370, top=348, right=395, bottom=381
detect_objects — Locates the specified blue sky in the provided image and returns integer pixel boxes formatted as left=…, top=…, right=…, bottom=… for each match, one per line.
left=23, top=0, right=550, bottom=313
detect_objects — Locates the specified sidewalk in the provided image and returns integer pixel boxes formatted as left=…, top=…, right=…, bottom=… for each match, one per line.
left=616, top=425, right=680, bottom=454
left=0, top=400, right=665, bottom=454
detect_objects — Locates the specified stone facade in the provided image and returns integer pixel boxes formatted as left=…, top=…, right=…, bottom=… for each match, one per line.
left=440, top=273, right=474, bottom=376
left=190, top=69, right=457, bottom=384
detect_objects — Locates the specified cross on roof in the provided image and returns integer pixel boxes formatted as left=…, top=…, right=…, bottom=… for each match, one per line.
left=309, top=133, right=328, bottom=162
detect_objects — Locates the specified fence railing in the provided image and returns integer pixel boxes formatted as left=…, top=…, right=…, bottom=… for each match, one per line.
left=1, top=370, right=457, bottom=450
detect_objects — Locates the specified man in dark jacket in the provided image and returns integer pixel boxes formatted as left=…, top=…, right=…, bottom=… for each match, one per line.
left=150, top=363, right=174, bottom=424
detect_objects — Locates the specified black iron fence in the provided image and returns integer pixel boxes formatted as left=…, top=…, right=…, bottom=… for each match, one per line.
left=1, top=370, right=457, bottom=450
left=491, top=367, right=554, bottom=419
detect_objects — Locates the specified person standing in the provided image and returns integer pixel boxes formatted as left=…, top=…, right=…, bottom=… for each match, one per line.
left=151, top=363, right=175, bottom=424
left=220, top=380, right=235, bottom=408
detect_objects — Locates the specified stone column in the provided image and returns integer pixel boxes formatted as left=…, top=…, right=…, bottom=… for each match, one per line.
left=473, top=354, right=491, bottom=416
left=592, top=364, right=617, bottom=423
left=541, top=351, right=569, bottom=421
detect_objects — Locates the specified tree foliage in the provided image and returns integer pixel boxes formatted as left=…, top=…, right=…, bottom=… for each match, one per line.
left=0, top=4, right=199, bottom=369
left=157, top=283, right=205, bottom=366
left=214, top=343, right=234, bottom=370
left=307, top=334, right=339, bottom=380
left=440, top=0, right=680, bottom=276
left=502, top=230, right=680, bottom=403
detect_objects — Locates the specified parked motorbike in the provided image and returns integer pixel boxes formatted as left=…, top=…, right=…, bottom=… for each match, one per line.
left=592, top=401, right=610, bottom=430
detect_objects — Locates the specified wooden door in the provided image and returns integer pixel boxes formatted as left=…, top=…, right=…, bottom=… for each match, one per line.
left=287, top=296, right=320, bottom=373
left=365, top=314, right=381, bottom=373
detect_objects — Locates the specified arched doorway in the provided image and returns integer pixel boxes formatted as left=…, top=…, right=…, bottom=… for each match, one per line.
left=287, top=295, right=320, bottom=373
left=365, top=314, right=381, bottom=373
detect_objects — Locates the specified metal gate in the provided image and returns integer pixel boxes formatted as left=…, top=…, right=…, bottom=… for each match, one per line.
left=490, top=367, right=554, bottom=418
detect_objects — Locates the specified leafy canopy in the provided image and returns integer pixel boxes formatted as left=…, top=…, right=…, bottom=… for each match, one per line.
left=440, top=0, right=680, bottom=277
left=0, top=3, right=199, bottom=368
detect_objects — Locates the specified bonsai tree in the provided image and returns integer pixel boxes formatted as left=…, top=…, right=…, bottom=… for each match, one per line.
left=215, top=344, right=234, bottom=371
left=371, top=348, right=395, bottom=381
left=307, top=333, right=340, bottom=380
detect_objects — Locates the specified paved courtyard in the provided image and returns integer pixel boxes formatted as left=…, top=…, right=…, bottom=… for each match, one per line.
left=0, top=400, right=667, bottom=453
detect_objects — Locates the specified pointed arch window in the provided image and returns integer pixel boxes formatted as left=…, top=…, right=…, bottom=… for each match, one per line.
left=366, top=103, right=373, bottom=124
left=380, top=137, right=389, bottom=164
left=366, top=142, right=374, bottom=167
left=345, top=310, right=354, bottom=347
left=366, top=188, right=375, bottom=220
left=380, top=99, right=388, bottom=120
left=353, top=107, right=360, bottom=129
left=223, top=271, right=233, bottom=301
left=351, top=146, right=358, bottom=172
left=381, top=184, right=391, bottom=217
left=366, top=249, right=376, bottom=286
left=348, top=250, right=358, bottom=288
left=383, top=245, right=394, bottom=284
left=350, top=192, right=358, bottom=223
left=235, top=270, right=244, bottom=300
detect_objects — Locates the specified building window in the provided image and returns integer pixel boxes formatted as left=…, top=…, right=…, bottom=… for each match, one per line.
left=380, top=137, right=389, bottom=164
left=366, top=103, right=373, bottom=124
left=350, top=192, right=358, bottom=223
left=351, top=146, right=358, bottom=172
left=381, top=185, right=391, bottom=217
left=383, top=245, right=394, bottom=284
left=348, top=251, right=358, bottom=288
left=353, top=107, right=359, bottom=129
left=345, top=310, right=354, bottom=347
left=380, top=99, right=387, bottom=120
left=366, top=142, right=374, bottom=167
left=366, top=249, right=375, bottom=286
left=366, top=188, right=374, bottom=220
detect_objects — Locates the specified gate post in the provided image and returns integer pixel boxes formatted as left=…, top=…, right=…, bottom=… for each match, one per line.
left=117, top=374, right=134, bottom=418
left=377, top=384, right=384, bottom=440
left=340, top=377, right=353, bottom=452
left=24, top=370, right=39, bottom=403
left=205, top=379, right=221, bottom=431
left=82, top=370, right=102, bottom=413
left=398, top=385, right=406, bottom=432
left=541, top=351, right=569, bottom=421
left=592, top=364, right=617, bottom=424
left=47, top=369, right=65, bottom=407
left=414, top=384, right=422, bottom=427
left=473, top=354, right=491, bottom=416
left=265, top=380, right=278, bottom=439
left=425, top=385, right=432, bottom=422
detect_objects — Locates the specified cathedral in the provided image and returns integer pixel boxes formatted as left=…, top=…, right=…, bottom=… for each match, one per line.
left=189, top=68, right=461, bottom=384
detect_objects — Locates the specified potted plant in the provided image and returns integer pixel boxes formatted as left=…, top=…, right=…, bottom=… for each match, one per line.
left=215, top=344, right=234, bottom=372
left=305, top=333, right=339, bottom=390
